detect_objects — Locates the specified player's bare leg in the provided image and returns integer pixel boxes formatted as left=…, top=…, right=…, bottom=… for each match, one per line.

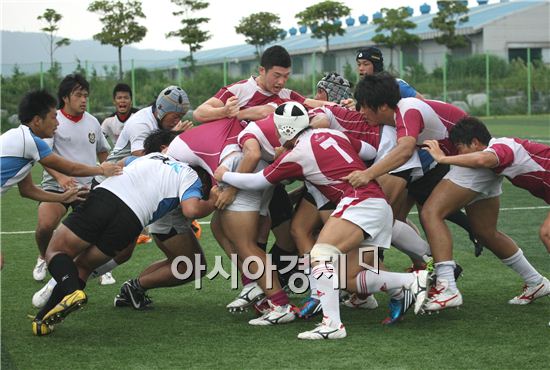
left=466, top=197, right=549, bottom=305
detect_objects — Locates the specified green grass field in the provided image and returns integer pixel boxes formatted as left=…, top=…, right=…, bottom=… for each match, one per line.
left=2, top=115, right=549, bottom=369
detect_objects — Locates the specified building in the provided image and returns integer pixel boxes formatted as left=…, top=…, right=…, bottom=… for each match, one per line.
left=183, top=0, right=549, bottom=78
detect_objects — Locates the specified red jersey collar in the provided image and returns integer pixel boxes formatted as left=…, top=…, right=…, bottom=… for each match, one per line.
left=60, top=108, right=84, bottom=123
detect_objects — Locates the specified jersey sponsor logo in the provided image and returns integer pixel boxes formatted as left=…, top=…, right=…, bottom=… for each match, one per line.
left=88, top=132, right=96, bottom=144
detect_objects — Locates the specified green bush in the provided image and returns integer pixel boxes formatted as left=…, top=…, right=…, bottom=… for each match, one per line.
left=1, top=54, right=549, bottom=131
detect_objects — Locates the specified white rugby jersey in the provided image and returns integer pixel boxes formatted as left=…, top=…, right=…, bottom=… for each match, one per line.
left=98, top=153, right=202, bottom=226
left=41, top=110, right=110, bottom=191
left=109, top=106, right=158, bottom=161
left=1, top=125, right=52, bottom=194
left=94, top=106, right=158, bottom=184
left=101, top=110, right=136, bottom=145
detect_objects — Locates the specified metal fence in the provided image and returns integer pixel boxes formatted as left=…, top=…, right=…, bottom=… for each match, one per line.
left=1, top=48, right=549, bottom=129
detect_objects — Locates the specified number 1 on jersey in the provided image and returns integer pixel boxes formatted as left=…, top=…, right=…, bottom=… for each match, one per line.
left=320, top=137, right=353, bottom=163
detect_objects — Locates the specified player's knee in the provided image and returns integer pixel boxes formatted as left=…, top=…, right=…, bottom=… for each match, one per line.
left=310, top=243, right=341, bottom=264
left=35, top=219, right=58, bottom=235
left=419, top=204, right=447, bottom=226
left=114, top=244, right=135, bottom=264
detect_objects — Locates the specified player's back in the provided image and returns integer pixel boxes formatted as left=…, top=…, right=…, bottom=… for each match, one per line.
left=98, top=153, right=198, bottom=226
left=276, top=129, right=384, bottom=202
left=310, top=105, right=381, bottom=149
left=168, top=117, right=244, bottom=174
left=396, top=98, right=466, bottom=154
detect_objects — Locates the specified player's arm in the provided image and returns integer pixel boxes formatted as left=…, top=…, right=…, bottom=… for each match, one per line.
left=215, top=168, right=272, bottom=191
left=193, top=96, right=239, bottom=122
left=179, top=179, right=219, bottom=219
left=180, top=196, right=217, bottom=219
left=236, top=104, right=276, bottom=121
left=40, top=153, right=122, bottom=179
left=357, top=141, right=378, bottom=162
left=310, top=113, right=330, bottom=129
left=303, top=98, right=336, bottom=108
left=97, top=151, right=109, bottom=163
left=343, top=136, right=416, bottom=187
left=101, top=120, right=111, bottom=144
left=423, top=140, right=498, bottom=168
left=17, top=173, right=87, bottom=203
left=216, top=138, right=262, bottom=209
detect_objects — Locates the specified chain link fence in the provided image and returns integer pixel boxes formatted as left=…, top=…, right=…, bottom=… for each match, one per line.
left=2, top=48, right=549, bottom=131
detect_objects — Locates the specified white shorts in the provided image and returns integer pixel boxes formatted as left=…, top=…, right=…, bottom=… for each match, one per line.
left=443, top=165, right=503, bottom=203
left=149, top=207, right=191, bottom=235
left=220, top=152, right=272, bottom=216
left=331, top=197, right=393, bottom=249
left=305, top=181, right=330, bottom=209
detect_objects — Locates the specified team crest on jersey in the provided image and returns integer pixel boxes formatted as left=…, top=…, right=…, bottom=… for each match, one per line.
left=88, top=132, right=96, bottom=144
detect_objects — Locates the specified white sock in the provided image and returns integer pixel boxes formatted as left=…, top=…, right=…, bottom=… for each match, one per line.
left=392, top=220, right=431, bottom=260
left=305, top=267, right=319, bottom=298
left=312, top=263, right=341, bottom=326
left=501, top=249, right=542, bottom=286
left=435, top=261, right=457, bottom=291
left=89, top=259, right=119, bottom=279
left=47, top=277, right=57, bottom=289
left=356, top=270, right=415, bottom=294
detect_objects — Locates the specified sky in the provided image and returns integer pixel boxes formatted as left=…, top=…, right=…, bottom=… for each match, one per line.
left=1, top=0, right=498, bottom=52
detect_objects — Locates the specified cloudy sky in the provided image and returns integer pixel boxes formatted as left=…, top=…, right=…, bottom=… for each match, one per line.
left=1, top=0, right=499, bottom=51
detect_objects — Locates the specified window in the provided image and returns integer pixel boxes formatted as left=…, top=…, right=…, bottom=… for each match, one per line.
left=508, top=48, right=542, bottom=63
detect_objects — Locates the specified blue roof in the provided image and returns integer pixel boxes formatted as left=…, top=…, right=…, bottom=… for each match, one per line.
left=190, top=0, right=544, bottom=65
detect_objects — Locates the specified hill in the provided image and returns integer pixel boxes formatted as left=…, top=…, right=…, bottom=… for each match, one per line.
left=1, top=31, right=187, bottom=76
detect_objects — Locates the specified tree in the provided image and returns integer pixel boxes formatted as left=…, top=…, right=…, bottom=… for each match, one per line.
left=167, top=0, right=211, bottom=72
left=88, top=0, right=147, bottom=80
left=371, top=7, right=421, bottom=71
left=295, top=1, right=351, bottom=52
left=429, top=1, right=470, bottom=50
left=235, top=12, right=283, bottom=59
left=37, top=8, right=71, bottom=70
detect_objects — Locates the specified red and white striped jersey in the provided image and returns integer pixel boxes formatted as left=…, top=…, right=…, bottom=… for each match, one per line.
left=237, top=114, right=281, bottom=162
left=309, top=105, right=381, bottom=149
left=395, top=98, right=467, bottom=155
left=485, top=137, right=550, bottom=204
left=168, top=117, right=243, bottom=176
left=214, top=76, right=306, bottom=110
left=263, top=129, right=385, bottom=204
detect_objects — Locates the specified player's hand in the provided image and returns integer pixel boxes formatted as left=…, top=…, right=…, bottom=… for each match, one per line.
left=58, top=175, right=78, bottom=190
left=224, top=96, right=240, bottom=118
left=215, top=186, right=238, bottom=210
left=100, top=162, right=123, bottom=177
left=422, top=140, right=445, bottom=162
left=273, top=146, right=287, bottom=161
left=340, top=98, right=356, bottom=110
left=61, top=187, right=89, bottom=203
left=342, top=170, right=371, bottom=188
left=208, top=185, right=220, bottom=204
left=173, top=120, right=194, bottom=132
left=213, top=165, right=229, bottom=182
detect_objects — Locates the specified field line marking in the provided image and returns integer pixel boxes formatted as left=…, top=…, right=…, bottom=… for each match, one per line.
left=1, top=206, right=548, bottom=235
